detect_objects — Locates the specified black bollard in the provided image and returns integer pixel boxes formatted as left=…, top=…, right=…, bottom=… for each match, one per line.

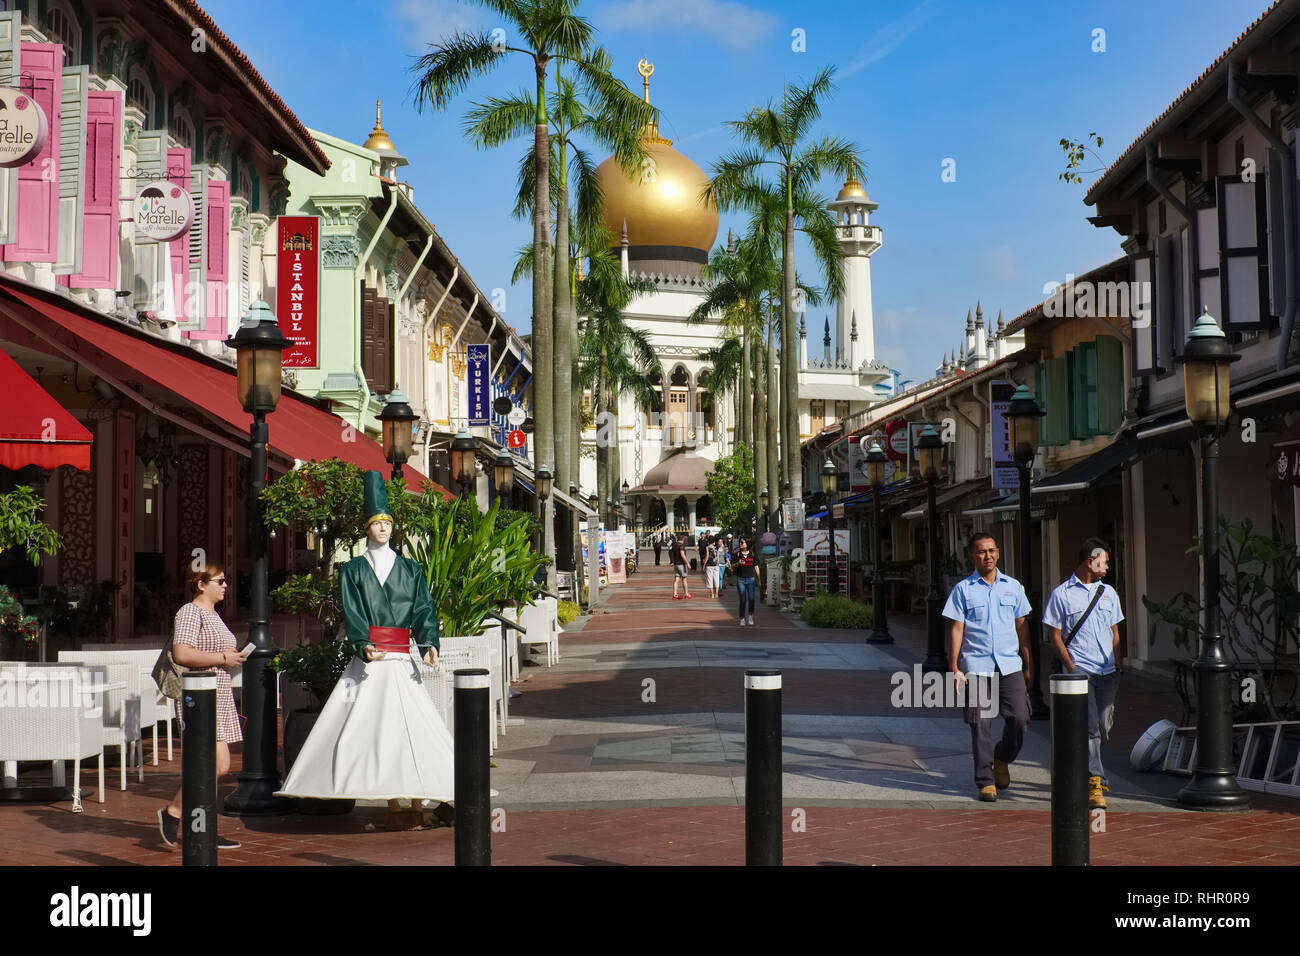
left=1050, top=672, right=1090, bottom=866
left=745, top=669, right=782, bottom=866
left=454, top=668, right=491, bottom=866
left=181, top=673, right=217, bottom=867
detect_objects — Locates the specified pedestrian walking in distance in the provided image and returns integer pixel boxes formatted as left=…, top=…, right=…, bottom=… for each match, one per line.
left=1043, top=537, right=1124, bottom=809
left=704, top=534, right=721, bottom=599
left=729, top=537, right=758, bottom=626
left=653, top=533, right=663, bottom=566
left=941, top=532, right=1032, bottom=802
left=670, top=533, right=693, bottom=600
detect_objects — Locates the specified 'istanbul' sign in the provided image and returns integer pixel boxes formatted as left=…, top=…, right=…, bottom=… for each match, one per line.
left=275, top=216, right=321, bottom=368
left=133, top=180, right=194, bottom=241
left=0, top=87, right=49, bottom=167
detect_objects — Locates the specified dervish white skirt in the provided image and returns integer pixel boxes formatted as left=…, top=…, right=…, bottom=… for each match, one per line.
left=276, top=654, right=455, bottom=801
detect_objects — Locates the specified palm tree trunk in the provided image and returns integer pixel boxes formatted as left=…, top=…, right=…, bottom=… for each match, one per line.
left=766, top=298, right=779, bottom=530
left=754, top=338, right=768, bottom=536
left=782, top=195, right=800, bottom=501
left=739, top=326, right=750, bottom=449
left=596, top=350, right=609, bottom=526
left=534, top=62, right=555, bottom=587
left=554, top=186, right=573, bottom=496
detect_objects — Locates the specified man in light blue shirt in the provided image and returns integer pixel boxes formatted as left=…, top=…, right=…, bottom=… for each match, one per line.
left=942, top=532, right=1032, bottom=802
left=1044, top=536, right=1124, bottom=810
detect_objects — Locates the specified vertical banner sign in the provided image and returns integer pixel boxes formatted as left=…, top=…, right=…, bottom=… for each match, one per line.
left=907, top=422, right=928, bottom=479
left=991, top=380, right=1018, bottom=492
left=467, top=344, right=490, bottom=426
left=275, top=216, right=320, bottom=368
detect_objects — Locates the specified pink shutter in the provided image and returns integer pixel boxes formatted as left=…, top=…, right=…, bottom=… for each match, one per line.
left=68, top=90, right=122, bottom=289
left=195, top=178, right=230, bottom=339
left=167, top=147, right=190, bottom=323
left=0, top=43, right=62, bottom=263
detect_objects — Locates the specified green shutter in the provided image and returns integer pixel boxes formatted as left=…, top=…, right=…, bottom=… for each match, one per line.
left=1096, top=335, right=1124, bottom=433
left=1081, top=341, right=1099, bottom=437
left=1067, top=350, right=1083, bottom=440
left=1044, top=357, right=1069, bottom=446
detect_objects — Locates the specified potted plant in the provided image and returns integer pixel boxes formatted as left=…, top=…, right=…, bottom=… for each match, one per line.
left=270, top=639, right=354, bottom=813
left=0, top=585, right=39, bottom=659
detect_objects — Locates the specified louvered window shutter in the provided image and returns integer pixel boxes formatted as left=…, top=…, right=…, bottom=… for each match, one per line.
left=1067, top=349, right=1084, bottom=440
left=1155, top=236, right=1175, bottom=371
left=164, top=147, right=190, bottom=325
left=131, top=130, right=168, bottom=310
left=1096, top=335, right=1124, bottom=434
left=1193, top=204, right=1220, bottom=323
left=182, top=163, right=207, bottom=334
left=380, top=300, right=395, bottom=394
left=1, top=42, right=62, bottom=263
left=1217, top=174, right=1271, bottom=330
left=201, top=179, right=229, bottom=339
left=361, top=284, right=378, bottom=387
left=0, top=10, right=22, bottom=244
left=53, top=64, right=88, bottom=275
left=1044, top=357, right=1068, bottom=446
left=240, top=224, right=251, bottom=314
left=1080, top=340, right=1099, bottom=437
left=1131, top=251, right=1156, bottom=375
left=1266, top=149, right=1287, bottom=316
left=69, top=90, right=121, bottom=290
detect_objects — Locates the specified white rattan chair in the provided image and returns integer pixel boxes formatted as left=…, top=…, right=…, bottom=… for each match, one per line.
left=437, top=636, right=502, bottom=751
left=516, top=601, right=559, bottom=667
left=0, top=664, right=105, bottom=810
left=62, top=649, right=164, bottom=766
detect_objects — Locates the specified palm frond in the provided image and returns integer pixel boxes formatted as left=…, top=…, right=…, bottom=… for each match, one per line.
left=410, top=33, right=506, bottom=112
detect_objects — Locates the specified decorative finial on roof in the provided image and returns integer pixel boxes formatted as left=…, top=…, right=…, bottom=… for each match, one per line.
left=799, top=314, right=806, bottom=338
left=965, top=309, right=974, bottom=332
left=850, top=312, right=858, bottom=341
left=823, top=317, right=831, bottom=347
left=726, top=228, right=734, bottom=256
left=621, top=218, right=628, bottom=246
left=997, top=310, right=1005, bottom=332
left=975, top=302, right=984, bottom=329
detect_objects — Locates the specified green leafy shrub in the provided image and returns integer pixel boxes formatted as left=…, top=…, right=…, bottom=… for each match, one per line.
left=801, top=590, right=872, bottom=629
left=271, top=572, right=343, bottom=641
left=270, top=640, right=354, bottom=710
left=557, top=600, right=581, bottom=626
left=0, top=585, right=38, bottom=645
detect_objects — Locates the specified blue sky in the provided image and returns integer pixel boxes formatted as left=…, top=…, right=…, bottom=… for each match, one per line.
left=206, top=0, right=1265, bottom=386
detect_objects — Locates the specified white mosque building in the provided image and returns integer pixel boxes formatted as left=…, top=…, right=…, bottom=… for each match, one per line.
left=579, top=65, right=891, bottom=533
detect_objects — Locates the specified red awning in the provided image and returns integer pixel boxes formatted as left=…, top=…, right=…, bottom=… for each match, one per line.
left=0, top=346, right=93, bottom=471
left=0, top=283, right=450, bottom=497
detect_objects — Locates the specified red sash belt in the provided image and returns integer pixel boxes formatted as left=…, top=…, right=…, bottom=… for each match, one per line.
left=368, top=626, right=412, bottom=652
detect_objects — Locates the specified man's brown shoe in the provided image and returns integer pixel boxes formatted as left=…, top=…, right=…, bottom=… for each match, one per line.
left=1089, top=776, right=1109, bottom=809
left=978, top=785, right=998, bottom=802
left=993, top=759, right=1011, bottom=790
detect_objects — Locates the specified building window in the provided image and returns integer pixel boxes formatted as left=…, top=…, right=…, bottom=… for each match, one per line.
left=810, top=400, right=825, bottom=433
left=834, top=400, right=850, bottom=421
left=172, top=111, right=193, bottom=150
left=238, top=169, right=252, bottom=203
left=127, top=68, right=154, bottom=122
left=45, top=3, right=79, bottom=64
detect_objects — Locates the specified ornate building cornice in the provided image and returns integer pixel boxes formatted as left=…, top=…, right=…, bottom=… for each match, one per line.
left=310, top=196, right=370, bottom=231
left=323, top=235, right=362, bottom=269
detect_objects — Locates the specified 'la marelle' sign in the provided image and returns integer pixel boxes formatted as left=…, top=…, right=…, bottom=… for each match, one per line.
left=134, top=181, right=194, bottom=242
left=0, top=87, right=49, bottom=168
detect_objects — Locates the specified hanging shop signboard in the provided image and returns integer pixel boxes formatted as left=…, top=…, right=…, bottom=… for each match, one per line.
left=0, top=87, right=48, bottom=167
left=275, top=216, right=321, bottom=368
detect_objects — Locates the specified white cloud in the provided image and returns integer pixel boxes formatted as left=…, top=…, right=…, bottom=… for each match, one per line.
left=841, top=0, right=941, bottom=78
left=394, top=0, right=486, bottom=50
left=594, top=0, right=778, bottom=51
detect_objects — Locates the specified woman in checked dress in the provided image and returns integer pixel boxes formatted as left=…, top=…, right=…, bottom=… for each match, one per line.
left=157, top=562, right=248, bottom=850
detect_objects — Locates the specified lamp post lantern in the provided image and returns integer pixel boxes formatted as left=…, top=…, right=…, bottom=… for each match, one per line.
left=865, top=441, right=892, bottom=644
left=821, top=458, right=841, bottom=596
left=534, top=463, right=553, bottom=559
left=1006, top=384, right=1048, bottom=719
left=1175, top=310, right=1250, bottom=811
left=451, top=428, right=477, bottom=499
left=492, top=447, right=515, bottom=504
left=759, top=487, right=769, bottom=534
left=225, top=301, right=292, bottom=815
left=379, top=387, right=417, bottom=481
left=917, top=425, right=946, bottom=673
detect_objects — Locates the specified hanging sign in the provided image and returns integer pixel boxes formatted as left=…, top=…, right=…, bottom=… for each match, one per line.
left=507, top=429, right=526, bottom=449
left=991, top=380, right=1018, bottom=492
left=507, top=407, right=526, bottom=427
left=886, top=418, right=909, bottom=462
left=467, top=344, right=491, bottom=425
left=134, top=180, right=194, bottom=242
left=275, top=216, right=321, bottom=368
left=0, top=88, right=49, bottom=167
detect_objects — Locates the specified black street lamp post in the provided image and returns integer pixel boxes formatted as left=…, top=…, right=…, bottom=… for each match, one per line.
left=451, top=428, right=477, bottom=499
left=379, top=387, right=417, bottom=481
left=224, top=301, right=292, bottom=815
left=492, top=447, right=515, bottom=505
left=821, top=459, right=841, bottom=595
left=864, top=440, right=892, bottom=645
left=759, top=487, right=769, bottom=535
left=918, top=425, right=946, bottom=673
left=1007, top=384, right=1048, bottom=720
left=1175, top=310, right=1250, bottom=811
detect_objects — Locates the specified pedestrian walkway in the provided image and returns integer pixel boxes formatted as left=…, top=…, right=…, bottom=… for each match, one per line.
left=1, top=553, right=1298, bottom=866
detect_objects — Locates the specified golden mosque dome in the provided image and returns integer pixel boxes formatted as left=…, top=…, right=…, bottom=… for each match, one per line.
left=836, top=173, right=867, bottom=201
left=363, top=99, right=397, bottom=154
left=593, top=61, right=718, bottom=256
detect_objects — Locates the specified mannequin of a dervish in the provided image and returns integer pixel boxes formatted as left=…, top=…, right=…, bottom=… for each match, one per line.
left=278, top=470, right=453, bottom=831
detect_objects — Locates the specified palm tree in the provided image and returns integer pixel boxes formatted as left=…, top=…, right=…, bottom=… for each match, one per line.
left=467, top=68, right=652, bottom=498
left=410, top=0, right=644, bottom=584
left=706, top=66, right=861, bottom=500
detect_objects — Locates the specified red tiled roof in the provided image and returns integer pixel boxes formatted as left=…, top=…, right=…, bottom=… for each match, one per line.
left=1084, top=0, right=1290, bottom=204
left=171, top=0, right=330, bottom=174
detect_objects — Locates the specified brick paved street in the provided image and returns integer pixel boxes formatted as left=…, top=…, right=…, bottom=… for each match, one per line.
left=2, top=556, right=1298, bottom=866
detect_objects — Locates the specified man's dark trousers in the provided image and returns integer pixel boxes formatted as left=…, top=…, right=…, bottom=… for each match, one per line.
left=964, top=670, right=1029, bottom=788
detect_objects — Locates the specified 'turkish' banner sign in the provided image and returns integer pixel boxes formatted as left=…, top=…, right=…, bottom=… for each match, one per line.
left=467, top=343, right=490, bottom=426
left=276, top=216, right=320, bottom=368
